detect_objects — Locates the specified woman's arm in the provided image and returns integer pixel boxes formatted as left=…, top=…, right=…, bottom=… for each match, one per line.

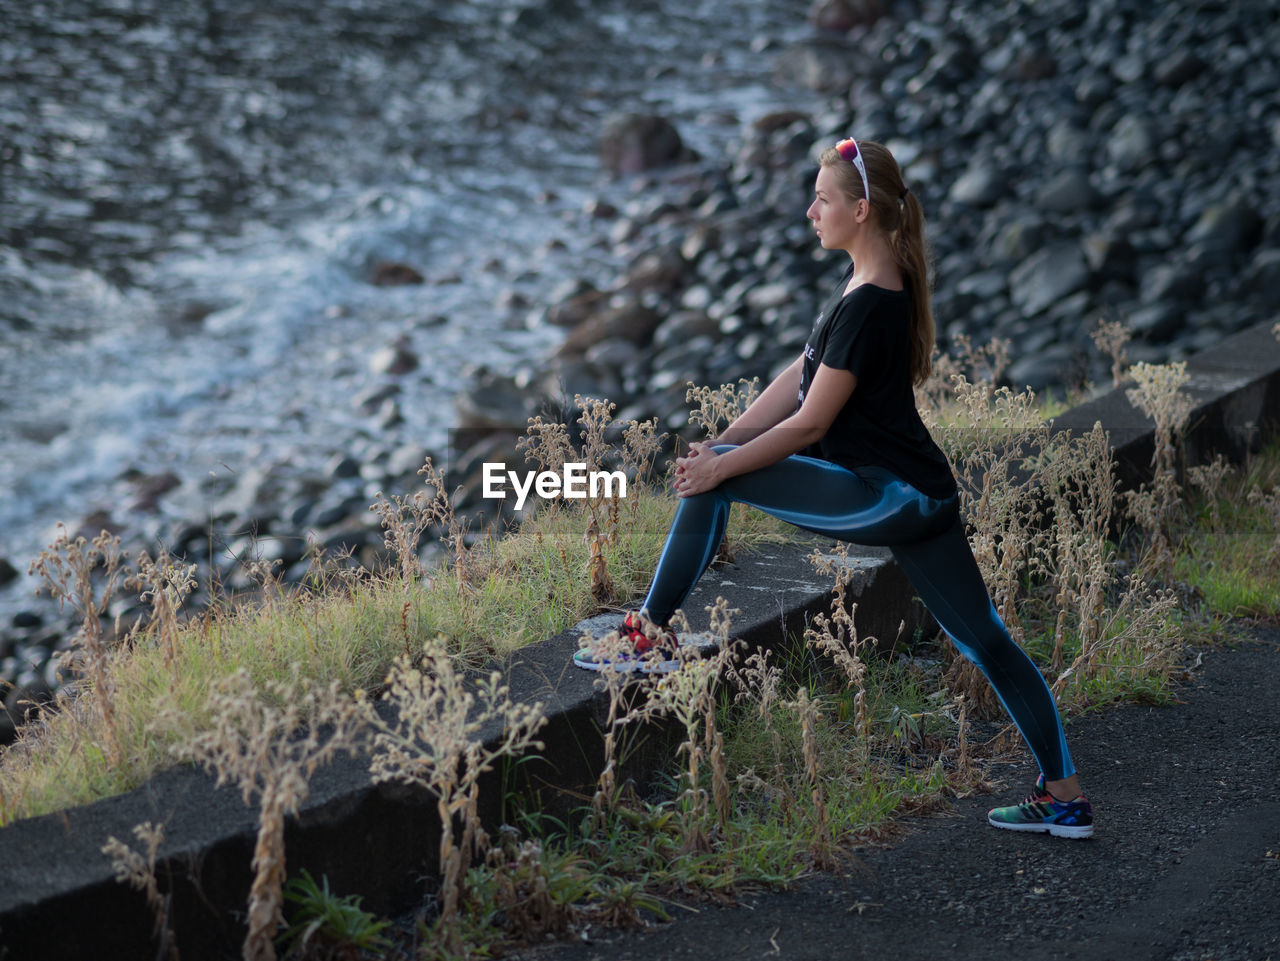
left=675, top=362, right=857, bottom=497
left=716, top=355, right=805, bottom=446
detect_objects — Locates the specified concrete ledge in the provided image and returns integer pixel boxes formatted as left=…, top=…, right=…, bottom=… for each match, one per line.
left=0, top=541, right=923, bottom=961
left=1051, top=321, right=1280, bottom=488
left=1, top=320, right=1277, bottom=960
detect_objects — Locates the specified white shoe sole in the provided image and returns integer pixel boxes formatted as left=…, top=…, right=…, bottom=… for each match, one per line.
left=572, top=656, right=680, bottom=674
left=987, top=815, right=1094, bottom=839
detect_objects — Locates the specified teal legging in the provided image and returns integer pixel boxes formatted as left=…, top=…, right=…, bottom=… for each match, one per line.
left=641, top=446, right=1075, bottom=781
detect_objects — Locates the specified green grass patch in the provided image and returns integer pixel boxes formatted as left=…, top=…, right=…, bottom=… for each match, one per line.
left=1175, top=544, right=1280, bottom=618
left=1173, top=440, right=1280, bottom=619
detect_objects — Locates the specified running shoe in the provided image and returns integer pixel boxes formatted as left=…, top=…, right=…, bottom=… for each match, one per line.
left=572, top=612, right=681, bottom=674
left=987, top=774, right=1094, bottom=839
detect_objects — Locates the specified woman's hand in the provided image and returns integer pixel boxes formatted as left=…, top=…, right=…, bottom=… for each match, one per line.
left=673, top=442, right=722, bottom=498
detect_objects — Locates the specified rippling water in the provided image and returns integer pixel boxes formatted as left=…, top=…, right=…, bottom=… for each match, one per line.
left=0, top=0, right=811, bottom=617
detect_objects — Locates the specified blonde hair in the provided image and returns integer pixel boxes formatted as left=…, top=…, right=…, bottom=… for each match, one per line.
left=818, top=140, right=935, bottom=386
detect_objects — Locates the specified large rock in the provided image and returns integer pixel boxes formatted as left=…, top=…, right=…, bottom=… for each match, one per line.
left=72, top=509, right=125, bottom=542
left=1037, top=169, right=1101, bottom=214
left=352, top=383, right=401, bottom=415
left=1082, top=232, right=1138, bottom=282
left=1006, top=343, right=1079, bottom=392
left=745, top=282, right=793, bottom=313
left=557, top=302, right=664, bottom=356
left=1153, top=50, right=1204, bottom=87
left=773, top=40, right=859, bottom=93
left=653, top=310, right=722, bottom=349
left=1046, top=121, right=1095, bottom=165
left=1009, top=243, right=1092, bottom=317
left=600, top=114, right=693, bottom=175
left=991, top=216, right=1048, bottom=263
left=369, top=261, right=424, bottom=286
left=949, top=162, right=1004, bottom=207
left=1106, top=115, right=1156, bottom=172
left=123, top=471, right=183, bottom=513
left=544, top=282, right=608, bottom=328
left=1012, top=45, right=1057, bottom=81
left=546, top=356, right=623, bottom=403
left=1185, top=202, right=1263, bottom=257
left=955, top=270, right=1009, bottom=304
left=1127, top=303, right=1185, bottom=342
left=808, top=0, right=887, bottom=33
left=369, top=339, right=420, bottom=376
left=454, top=369, right=537, bottom=433
left=1110, top=53, right=1146, bottom=85
left=1142, top=262, right=1200, bottom=304
left=1242, top=248, right=1280, bottom=308
left=624, top=246, right=689, bottom=295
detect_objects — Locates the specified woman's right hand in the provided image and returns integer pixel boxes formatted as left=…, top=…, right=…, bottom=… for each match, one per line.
left=673, top=442, right=722, bottom=497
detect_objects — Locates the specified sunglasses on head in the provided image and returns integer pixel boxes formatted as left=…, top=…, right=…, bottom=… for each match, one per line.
left=834, top=138, right=870, bottom=204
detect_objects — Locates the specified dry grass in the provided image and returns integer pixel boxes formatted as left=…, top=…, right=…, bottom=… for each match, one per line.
left=101, top=821, right=180, bottom=961
left=916, top=346, right=1211, bottom=715
left=364, top=642, right=546, bottom=955
left=26, top=528, right=131, bottom=766
left=1125, top=361, right=1194, bottom=583
left=168, top=671, right=364, bottom=961
left=1091, top=317, right=1132, bottom=389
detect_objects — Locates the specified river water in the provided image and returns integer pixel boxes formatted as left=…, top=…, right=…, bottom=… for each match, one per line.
left=0, top=0, right=813, bottom=619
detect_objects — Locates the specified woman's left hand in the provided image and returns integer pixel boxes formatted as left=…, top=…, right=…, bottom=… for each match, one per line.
left=673, top=442, right=721, bottom=498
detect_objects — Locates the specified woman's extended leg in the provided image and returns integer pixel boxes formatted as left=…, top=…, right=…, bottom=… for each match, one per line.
left=889, top=518, right=1075, bottom=782
left=639, top=449, right=955, bottom=625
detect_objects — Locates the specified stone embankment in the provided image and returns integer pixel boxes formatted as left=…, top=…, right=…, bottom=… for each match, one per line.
left=3, top=0, right=1278, bottom=732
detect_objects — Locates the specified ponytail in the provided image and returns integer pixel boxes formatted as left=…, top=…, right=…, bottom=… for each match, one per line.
left=891, top=190, right=934, bottom=386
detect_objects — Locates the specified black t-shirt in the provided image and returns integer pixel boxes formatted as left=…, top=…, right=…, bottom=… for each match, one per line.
left=797, top=266, right=957, bottom=499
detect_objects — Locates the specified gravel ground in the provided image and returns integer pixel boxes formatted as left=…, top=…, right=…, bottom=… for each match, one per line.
left=507, top=620, right=1280, bottom=961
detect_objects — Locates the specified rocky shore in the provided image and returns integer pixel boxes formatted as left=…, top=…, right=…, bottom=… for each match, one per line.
left=3, top=0, right=1278, bottom=740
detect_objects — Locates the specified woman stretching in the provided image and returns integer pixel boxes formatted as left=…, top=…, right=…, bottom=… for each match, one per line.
left=573, top=138, right=1093, bottom=839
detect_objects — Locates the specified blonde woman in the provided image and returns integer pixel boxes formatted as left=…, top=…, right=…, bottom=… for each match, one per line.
left=575, top=138, right=1092, bottom=839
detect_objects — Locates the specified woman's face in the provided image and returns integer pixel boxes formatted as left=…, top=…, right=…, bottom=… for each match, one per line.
left=806, top=164, right=863, bottom=252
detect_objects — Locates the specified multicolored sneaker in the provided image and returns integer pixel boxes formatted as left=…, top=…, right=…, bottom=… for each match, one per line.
left=987, top=774, right=1094, bottom=839
left=572, top=612, right=681, bottom=674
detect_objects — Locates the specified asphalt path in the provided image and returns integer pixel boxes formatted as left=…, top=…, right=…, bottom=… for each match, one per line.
left=510, top=621, right=1280, bottom=961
